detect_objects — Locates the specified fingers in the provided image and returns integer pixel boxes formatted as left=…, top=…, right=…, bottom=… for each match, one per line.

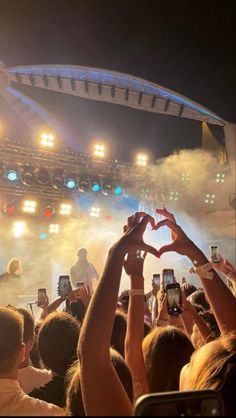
left=156, top=208, right=176, bottom=223
left=142, top=242, right=159, bottom=258
left=158, top=243, right=176, bottom=257
left=139, top=213, right=156, bottom=231
left=154, top=218, right=179, bottom=234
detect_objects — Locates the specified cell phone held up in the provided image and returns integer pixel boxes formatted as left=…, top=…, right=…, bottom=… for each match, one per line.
left=58, top=275, right=70, bottom=299
left=166, top=283, right=182, bottom=315
left=162, top=269, right=174, bottom=288
left=210, top=245, right=220, bottom=263
left=152, top=274, right=160, bottom=287
left=37, top=288, right=47, bottom=307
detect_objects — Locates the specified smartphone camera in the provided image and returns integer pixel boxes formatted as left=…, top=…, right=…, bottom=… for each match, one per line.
left=38, top=288, right=47, bottom=306
left=166, top=283, right=182, bottom=315
left=210, top=245, right=220, bottom=263
left=58, top=276, right=70, bottom=299
left=153, top=274, right=160, bottom=287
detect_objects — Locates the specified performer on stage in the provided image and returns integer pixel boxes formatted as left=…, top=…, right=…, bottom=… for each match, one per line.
left=0, top=258, right=24, bottom=306
left=70, top=248, right=99, bottom=292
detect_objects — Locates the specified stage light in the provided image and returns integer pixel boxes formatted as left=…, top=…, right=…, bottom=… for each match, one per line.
left=37, top=168, right=50, bottom=184
left=91, top=181, right=101, bottom=192
left=169, top=191, right=179, bottom=201
left=78, top=178, right=90, bottom=193
left=182, top=173, right=190, bottom=182
left=40, top=232, right=48, bottom=240
left=90, top=207, right=101, bottom=217
left=13, top=221, right=25, bottom=238
left=65, top=178, right=77, bottom=190
left=6, top=169, right=18, bottom=182
left=216, top=173, right=225, bottom=183
left=49, top=224, right=60, bottom=234
left=43, top=206, right=54, bottom=218
left=52, top=169, right=64, bottom=189
left=114, top=185, right=123, bottom=195
left=205, top=194, right=215, bottom=204
left=140, top=188, right=149, bottom=199
left=21, top=166, right=35, bottom=186
left=40, top=132, right=54, bottom=148
left=59, top=203, right=72, bottom=215
left=94, top=144, right=105, bottom=158
left=102, top=182, right=113, bottom=196
left=22, top=200, right=37, bottom=213
left=136, top=154, right=148, bottom=167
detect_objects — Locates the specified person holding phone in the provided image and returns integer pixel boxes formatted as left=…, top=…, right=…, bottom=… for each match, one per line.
left=70, top=248, right=99, bottom=293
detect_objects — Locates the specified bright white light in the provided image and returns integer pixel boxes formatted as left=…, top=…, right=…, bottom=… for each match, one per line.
left=49, top=224, right=60, bottom=234
left=90, top=207, right=101, bottom=217
left=40, top=132, right=54, bottom=148
left=22, top=200, right=37, bottom=213
left=136, top=154, right=148, bottom=166
left=94, top=144, right=105, bottom=158
left=59, top=203, right=72, bottom=215
left=13, top=221, right=26, bottom=238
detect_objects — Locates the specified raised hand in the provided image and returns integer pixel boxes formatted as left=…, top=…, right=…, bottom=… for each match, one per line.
left=119, top=212, right=158, bottom=257
left=154, top=208, right=194, bottom=257
left=123, top=250, right=147, bottom=276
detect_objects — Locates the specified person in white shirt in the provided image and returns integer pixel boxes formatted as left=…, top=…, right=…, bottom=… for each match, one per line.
left=70, top=248, right=99, bottom=292
left=0, top=307, right=64, bottom=416
left=16, top=308, right=52, bottom=394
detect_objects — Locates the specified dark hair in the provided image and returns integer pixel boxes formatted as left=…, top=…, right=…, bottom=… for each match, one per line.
left=66, top=348, right=133, bottom=416
left=188, top=290, right=210, bottom=311
left=181, top=283, right=197, bottom=298
left=111, top=311, right=127, bottom=357
left=0, top=307, right=23, bottom=373
left=199, top=310, right=220, bottom=339
left=38, top=312, right=80, bottom=376
left=143, top=326, right=194, bottom=393
left=17, top=308, right=34, bottom=344
left=30, top=321, right=43, bottom=369
left=118, top=290, right=130, bottom=313
left=143, top=321, right=152, bottom=338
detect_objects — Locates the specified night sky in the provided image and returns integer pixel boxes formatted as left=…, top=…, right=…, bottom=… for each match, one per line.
left=0, top=0, right=235, bottom=160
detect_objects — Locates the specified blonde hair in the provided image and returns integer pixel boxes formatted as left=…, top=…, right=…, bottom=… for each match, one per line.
left=186, top=333, right=236, bottom=416
left=7, top=258, right=21, bottom=275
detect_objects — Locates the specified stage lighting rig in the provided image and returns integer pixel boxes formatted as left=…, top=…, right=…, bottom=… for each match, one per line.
left=136, top=154, right=148, bottom=167
left=40, top=132, right=54, bottom=148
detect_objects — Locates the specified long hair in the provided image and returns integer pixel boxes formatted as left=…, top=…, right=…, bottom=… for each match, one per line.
left=143, top=326, right=194, bottom=393
left=183, top=333, right=236, bottom=416
left=7, top=258, right=22, bottom=275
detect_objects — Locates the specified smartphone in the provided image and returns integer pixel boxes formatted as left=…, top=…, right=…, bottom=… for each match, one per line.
left=58, top=275, right=70, bottom=298
left=37, top=288, right=47, bottom=306
left=134, top=390, right=224, bottom=416
left=76, top=282, right=85, bottom=288
left=153, top=274, right=160, bottom=287
left=162, top=269, right=174, bottom=286
left=166, top=283, right=182, bottom=315
left=210, top=245, right=220, bottom=263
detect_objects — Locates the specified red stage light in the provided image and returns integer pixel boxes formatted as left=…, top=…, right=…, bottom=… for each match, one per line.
left=6, top=206, right=16, bottom=215
left=43, top=208, right=54, bottom=218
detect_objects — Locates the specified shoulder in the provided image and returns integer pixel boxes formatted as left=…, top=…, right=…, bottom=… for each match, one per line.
left=20, top=392, right=65, bottom=415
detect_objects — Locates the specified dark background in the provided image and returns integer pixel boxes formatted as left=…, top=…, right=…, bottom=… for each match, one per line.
left=0, top=0, right=235, bottom=160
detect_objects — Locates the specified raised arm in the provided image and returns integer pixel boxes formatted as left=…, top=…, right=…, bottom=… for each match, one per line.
left=124, top=243, right=149, bottom=400
left=78, top=213, right=158, bottom=416
left=155, top=208, right=236, bottom=334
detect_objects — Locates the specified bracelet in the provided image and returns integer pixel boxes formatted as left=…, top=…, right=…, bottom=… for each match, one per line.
left=190, top=262, right=214, bottom=280
left=130, top=289, right=144, bottom=296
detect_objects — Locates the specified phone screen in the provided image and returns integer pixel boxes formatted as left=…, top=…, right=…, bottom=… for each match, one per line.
left=153, top=274, right=160, bottom=287
left=76, top=282, right=85, bottom=288
left=210, top=245, right=220, bottom=263
left=59, top=276, right=70, bottom=298
left=134, top=392, right=223, bottom=416
left=166, top=284, right=182, bottom=315
left=38, top=289, right=47, bottom=306
left=163, top=269, right=174, bottom=286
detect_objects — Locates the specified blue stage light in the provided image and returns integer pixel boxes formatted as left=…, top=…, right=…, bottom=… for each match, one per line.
left=40, top=232, right=48, bottom=240
left=7, top=170, right=18, bottom=181
left=66, top=179, right=76, bottom=190
left=92, top=182, right=101, bottom=192
left=114, top=185, right=123, bottom=195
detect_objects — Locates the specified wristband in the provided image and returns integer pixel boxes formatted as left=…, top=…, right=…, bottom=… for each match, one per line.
left=130, top=289, right=144, bottom=296
left=190, top=262, right=214, bottom=280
